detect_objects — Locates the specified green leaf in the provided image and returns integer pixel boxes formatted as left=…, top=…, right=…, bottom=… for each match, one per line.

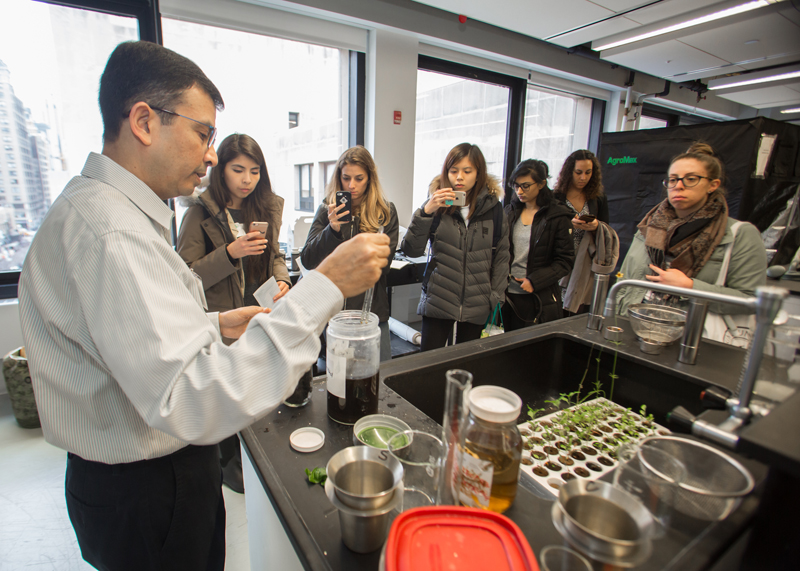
left=305, top=467, right=327, bottom=485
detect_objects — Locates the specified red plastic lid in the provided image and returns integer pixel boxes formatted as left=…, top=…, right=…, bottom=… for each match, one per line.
left=384, top=506, right=539, bottom=571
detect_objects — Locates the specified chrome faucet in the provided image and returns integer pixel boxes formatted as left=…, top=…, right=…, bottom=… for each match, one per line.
left=589, top=278, right=788, bottom=448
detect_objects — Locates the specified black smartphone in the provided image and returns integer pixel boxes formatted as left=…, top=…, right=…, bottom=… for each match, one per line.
left=578, top=214, right=596, bottom=223
left=335, top=191, right=352, bottom=223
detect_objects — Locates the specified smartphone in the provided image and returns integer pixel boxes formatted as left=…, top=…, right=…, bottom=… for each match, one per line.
left=452, top=191, right=467, bottom=207
left=335, top=191, right=352, bottom=223
left=249, top=221, right=269, bottom=239
left=578, top=214, right=596, bottom=223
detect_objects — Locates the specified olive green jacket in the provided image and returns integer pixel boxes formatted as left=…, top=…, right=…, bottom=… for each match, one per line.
left=616, top=217, right=767, bottom=316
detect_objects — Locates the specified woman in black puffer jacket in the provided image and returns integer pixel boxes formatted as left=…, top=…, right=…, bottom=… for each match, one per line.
left=503, top=159, right=575, bottom=329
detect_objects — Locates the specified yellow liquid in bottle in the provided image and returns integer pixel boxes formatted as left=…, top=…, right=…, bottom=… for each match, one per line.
left=463, top=436, right=521, bottom=513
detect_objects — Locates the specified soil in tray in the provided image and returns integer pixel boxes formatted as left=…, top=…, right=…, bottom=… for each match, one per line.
left=544, top=461, right=562, bottom=472
left=528, top=436, right=544, bottom=446
left=533, top=466, right=549, bottom=477
left=598, top=425, right=613, bottom=433
left=570, top=450, right=586, bottom=461
left=657, top=429, right=670, bottom=436
left=543, top=445, right=559, bottom=455
left=574, top=467, right=590, bottom=478
left=558, top=455, right=575, bottom=466
left=555, top=441, right=570, bottom=451
left=561, top=472, right=576, bottom=482
left=592, top=441, right=610, bottom=452
left=590, top=429, right=603, bottom=438
left=581, top=446, right=598, bottom=456
left=598, top=456, right=615, bottom=467
left=586, top=462, right=602, bottom=472
left=532, top=451, right=547, bottom=461
left=521, top=457, right=533, bottom=466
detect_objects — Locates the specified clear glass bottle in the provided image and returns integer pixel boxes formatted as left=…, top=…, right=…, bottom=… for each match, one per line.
left=326, top=310, right=380, bottom=424
left=458, top=386, right=523, bottom=513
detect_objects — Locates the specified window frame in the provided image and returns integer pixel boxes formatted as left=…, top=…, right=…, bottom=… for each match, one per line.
left=417, top=55, right=526, bottom=206
left=0, top=0, right=158, bottom=299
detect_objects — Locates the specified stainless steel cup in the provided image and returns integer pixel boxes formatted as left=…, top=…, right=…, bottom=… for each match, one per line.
left=325, top=446, right=405, bottom=553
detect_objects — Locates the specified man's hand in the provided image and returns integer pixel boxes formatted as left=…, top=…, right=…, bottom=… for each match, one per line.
left=219, top=306, right=271, bottom=339
left=317, top=233, right=390, bottom=298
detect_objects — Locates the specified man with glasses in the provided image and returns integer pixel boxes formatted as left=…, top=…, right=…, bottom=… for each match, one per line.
left=19, top=41, right=390, bottom=570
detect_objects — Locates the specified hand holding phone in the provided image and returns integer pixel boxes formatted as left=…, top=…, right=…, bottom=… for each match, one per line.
left=452, top=191, right=467, bottom=207
left=577, top=214, right=596, bottom=223
left=335, top=191, right=352, bottom=223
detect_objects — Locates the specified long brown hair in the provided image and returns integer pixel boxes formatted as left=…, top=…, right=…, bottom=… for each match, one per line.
left=669, top=141, right=726, bottom=195
left=207, top=133, right=278, bottom=285
left=324, top=146, right=390, bottom=233
left=435, top=143, right=488, bottom=220
left=554, top=149, right=604, bottom=201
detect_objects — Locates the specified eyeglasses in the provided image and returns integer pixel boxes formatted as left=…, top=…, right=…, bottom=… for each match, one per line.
left=662, top=175, right=712, bottom=189
left=149, top=106, right=217, bottom=148
left=512, top=181, right=539, bottom=191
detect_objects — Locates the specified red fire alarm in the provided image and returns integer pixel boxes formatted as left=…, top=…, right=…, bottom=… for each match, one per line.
left=393, top=111, right=402, bottom=125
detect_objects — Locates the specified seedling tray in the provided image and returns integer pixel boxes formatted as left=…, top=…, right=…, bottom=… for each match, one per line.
left=517, top=397, right=670, bottom=496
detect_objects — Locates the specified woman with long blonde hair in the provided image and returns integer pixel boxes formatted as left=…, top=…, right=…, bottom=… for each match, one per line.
left=301, top=146, right=399, bottom=360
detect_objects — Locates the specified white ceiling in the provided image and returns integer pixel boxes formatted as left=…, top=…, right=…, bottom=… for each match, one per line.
left=412, top=0, right=800, bottom=120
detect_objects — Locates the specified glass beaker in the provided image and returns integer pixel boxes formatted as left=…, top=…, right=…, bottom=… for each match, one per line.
left=439, top=369, right=472, bottom=505
left=326, top=311, right=380, bottom=424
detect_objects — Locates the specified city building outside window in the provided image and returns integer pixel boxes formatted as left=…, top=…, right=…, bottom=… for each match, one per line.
left=0, top=0, right=138, bottom=275
left=297, top=163, right=314, bottom=212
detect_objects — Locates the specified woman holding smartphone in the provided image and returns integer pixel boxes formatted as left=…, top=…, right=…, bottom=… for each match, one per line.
left=301, top=146, right=399, bottom=361
left=503, top=159, right=574, bottom=329
left=401, top=143, right=510, bottom=351
left=553, top=149, right=614, bottom=315
left=177, top=133, right=290, bottom=493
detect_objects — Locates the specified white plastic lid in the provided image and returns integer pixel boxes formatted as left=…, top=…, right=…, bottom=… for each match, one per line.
left=468, top=386, right=522, bottom=423
left=290, top=427, right=325, bottom=453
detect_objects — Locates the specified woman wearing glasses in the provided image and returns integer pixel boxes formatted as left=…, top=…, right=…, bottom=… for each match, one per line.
left=301, top=146, right=399, bottom=362
left=615, top=142, right=766, bottom=320
left=176, top=133, right=290, bottom=493
left=502, top=160, right=574, bottom=330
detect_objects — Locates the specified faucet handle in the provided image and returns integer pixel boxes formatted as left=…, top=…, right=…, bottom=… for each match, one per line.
left=700, top=386, right=732, bottom=410
left=666, top=406, right=697, bottom=434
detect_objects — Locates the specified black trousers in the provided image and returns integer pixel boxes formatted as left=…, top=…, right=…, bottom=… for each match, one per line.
left=421, top=316, right=484, bottom=351
left=66, top=445, right=225, bottom=571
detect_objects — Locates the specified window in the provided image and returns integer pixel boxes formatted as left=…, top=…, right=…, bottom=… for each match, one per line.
left=638, top=116, right=668, bottom=130
left=289, top=112, right=299, bottom=129
left=163, top=19, right=348, bottom=244
left=521, top=86, right=592, bottom=179
left=413, top=66, right=511, bottom=211
left=297, top=164, right=314, bottom=212
left=0, top=0, right=142, bottom=294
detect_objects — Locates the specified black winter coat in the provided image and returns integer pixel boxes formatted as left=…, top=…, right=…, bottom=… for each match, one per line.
left=505, top=200, right=575, bottom=324
left=301, top=202, right=399, bottom=322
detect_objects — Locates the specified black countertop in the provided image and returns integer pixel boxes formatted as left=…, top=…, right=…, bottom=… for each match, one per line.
left=241, top=315, right=772, bottom=571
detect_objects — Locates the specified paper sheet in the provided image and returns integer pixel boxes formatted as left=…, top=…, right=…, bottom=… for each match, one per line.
left=253, top=276, right=281, bottom=309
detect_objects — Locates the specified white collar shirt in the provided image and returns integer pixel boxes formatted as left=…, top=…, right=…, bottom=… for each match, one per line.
left=19, top=152, right=342, bottom=463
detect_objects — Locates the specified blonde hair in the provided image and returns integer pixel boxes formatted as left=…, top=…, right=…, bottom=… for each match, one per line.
left=324, top=146, right=390, bottom=233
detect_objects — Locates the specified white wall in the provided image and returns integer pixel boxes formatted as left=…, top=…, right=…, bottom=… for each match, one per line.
left=365, top=29, right=419, bottom=228
left=0, top=301, right=24, bottom=395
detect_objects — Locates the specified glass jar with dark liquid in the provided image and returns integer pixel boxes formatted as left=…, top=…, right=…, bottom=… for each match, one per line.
left=326, top=311, right=380, bottom=425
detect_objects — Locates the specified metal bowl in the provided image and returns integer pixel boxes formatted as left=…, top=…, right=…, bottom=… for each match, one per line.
left=556, top=479, right=655, bottom=560
left=326, top=445, right=404, bottom=511
left=640, top=436, right=754, bottom=521
left=628, top=304, right=687, bottom=345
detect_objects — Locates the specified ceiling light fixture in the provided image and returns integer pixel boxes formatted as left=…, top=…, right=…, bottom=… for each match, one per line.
left=781, top=108, right=800, bottom=114
left=708, top=64, right=800, bottom=90
left=593, top=0, right=768, bottom=52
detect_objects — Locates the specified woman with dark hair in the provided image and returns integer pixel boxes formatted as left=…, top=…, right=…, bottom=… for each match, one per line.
left=503, top=159, right=574, bottom=329
left=554, top=149, right=617, bottom=314
left=616, top=142, right=766, bottom=342
left=301, top=146, right=399, bottom=361
left=177, top=133, right=290, bottom=493
left=401, top=143, right=509, bottom=350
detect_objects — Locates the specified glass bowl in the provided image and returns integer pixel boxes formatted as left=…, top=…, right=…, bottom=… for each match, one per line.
left=627, top=304, right=687, bottom=345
